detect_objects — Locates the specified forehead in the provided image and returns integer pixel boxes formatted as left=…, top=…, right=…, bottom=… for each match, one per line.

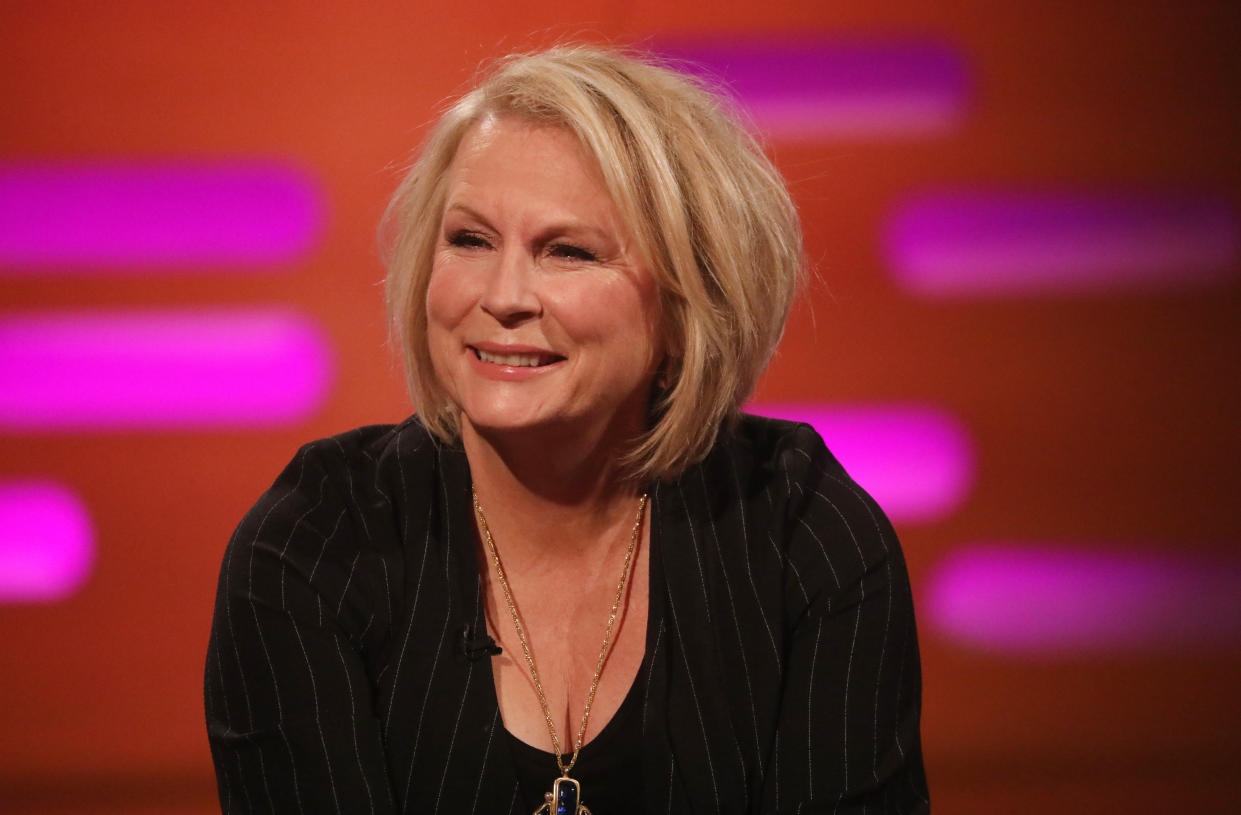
left=445, top=115, right=620, bottom=219
left=454, top=114, right=587, bottom=168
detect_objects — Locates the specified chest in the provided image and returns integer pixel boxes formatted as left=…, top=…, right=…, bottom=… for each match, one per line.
left=483, top=533, right=651, bottom=752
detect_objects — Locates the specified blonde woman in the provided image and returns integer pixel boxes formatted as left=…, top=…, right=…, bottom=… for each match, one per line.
left=206, top=45, right=928, bottom=815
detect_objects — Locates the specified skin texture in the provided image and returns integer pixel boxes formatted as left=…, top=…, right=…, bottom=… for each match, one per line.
left=426, top=115, right=660, bottom=751
left=427, top=114, right=664, bottom=456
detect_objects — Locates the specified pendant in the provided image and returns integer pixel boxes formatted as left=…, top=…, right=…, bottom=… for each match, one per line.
left=533, top=775, right=591, bottom=815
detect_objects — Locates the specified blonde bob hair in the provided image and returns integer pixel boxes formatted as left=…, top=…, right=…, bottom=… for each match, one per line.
left=383, top=44, right=803, bottom=480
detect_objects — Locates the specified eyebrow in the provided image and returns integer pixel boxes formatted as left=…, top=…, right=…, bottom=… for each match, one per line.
left=442, top=203, right=496, bottom=231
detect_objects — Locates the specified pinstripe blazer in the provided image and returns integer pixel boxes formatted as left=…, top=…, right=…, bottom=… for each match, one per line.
left=205, top=414, right=929, bottom=814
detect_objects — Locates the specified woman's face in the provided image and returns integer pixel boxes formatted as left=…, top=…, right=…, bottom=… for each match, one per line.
left=426, top=115, right=664, bottom=445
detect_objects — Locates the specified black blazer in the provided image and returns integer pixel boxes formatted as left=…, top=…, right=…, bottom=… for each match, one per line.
left=205, top=414, right=928, bottom=814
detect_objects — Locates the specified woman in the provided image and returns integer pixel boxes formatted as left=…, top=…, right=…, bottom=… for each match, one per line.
left=205, top=45, right=928, bottom=814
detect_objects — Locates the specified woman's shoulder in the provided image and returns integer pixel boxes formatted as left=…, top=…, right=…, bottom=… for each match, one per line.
left=288, top=414, right=439, bottom=479
left=220, top=417, right=450, bottom=638
left=707, top=411, right=850, bottom=489
left=270, top=414, right=456, bottom=504
left=233, top=416, right=450, bottom=556
left=710, top=411, right=900, bottom=582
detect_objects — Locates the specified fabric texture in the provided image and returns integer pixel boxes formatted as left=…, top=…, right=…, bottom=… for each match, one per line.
left=205, top=413, right=930, bottom=814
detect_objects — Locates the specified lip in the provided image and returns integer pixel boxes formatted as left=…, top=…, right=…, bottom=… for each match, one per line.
left=466, top=342, right=567, bottom=381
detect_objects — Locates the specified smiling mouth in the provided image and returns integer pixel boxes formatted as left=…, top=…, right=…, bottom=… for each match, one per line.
left=471, top=347, right=566, bottom=368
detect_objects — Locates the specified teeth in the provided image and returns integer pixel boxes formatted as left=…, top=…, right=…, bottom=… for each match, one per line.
left=476, top=349, right=556, bottom=367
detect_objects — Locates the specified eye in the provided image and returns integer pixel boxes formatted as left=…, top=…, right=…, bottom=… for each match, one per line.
left=548, top=243, right=598, bottom=262
left=447, top=230, right=491, bottom=250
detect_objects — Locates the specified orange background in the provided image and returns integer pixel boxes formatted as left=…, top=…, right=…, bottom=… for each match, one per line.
left=3, top=1, right=1240, bottom=813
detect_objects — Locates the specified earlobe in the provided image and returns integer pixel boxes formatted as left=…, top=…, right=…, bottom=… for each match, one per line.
left=653, top=353, right=680, bottom=390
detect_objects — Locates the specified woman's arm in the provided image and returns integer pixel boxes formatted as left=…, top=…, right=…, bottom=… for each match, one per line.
left=769, top=425, right=930, bottom=814
left=205, top=443, right=397, bottom=815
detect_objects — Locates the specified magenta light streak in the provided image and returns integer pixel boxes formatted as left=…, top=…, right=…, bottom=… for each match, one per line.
left=0, top=480, right=93, bottom=603
left=749, top=404, right=974, bottom=523
left=886, top=192, right=1240, bottom=296
left=926, top=544, right=1241, bottom=654
left=0, top=162, right=324, bottom=271
left=657, top=38, right=970, bottom=139
left=0, top=308, right=333, bottom=430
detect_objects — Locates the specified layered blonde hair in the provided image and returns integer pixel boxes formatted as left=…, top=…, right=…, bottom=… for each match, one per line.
left=383, top=44, right=803, bottom=480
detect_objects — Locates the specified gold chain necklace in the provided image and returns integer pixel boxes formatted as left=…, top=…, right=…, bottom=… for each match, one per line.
left=473, top=488, right=648, bottom=815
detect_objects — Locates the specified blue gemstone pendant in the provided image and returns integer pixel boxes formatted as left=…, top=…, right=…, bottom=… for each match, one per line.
left=534, top=776, right=591, bottom=815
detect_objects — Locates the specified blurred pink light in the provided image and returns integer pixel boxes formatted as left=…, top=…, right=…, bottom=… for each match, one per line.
left=749, top=404, right=974, bottom=523
left=0, top=161, right=324, bottom=271
left=657, top=38, right=970, bottom=139
left=0, top=480, right=93, bottom=603
left=0, top=308, right=333, bottom=430
left=886, top=192, right=1240, bottom=296
left=926, top=544, right=1241, bottom=654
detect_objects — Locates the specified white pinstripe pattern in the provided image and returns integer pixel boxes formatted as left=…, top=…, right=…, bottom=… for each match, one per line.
left=432, top=579, right=481, bottom=815
left=276, top=729, right=305, bottom=815
left=695, top=467, right=761, bottom=779
left=796, top=514, right=843, bottom=588
left=665, top=755, right=675, bottom=815
left=470, top=708, right=502, bottom=815
left=229, top=748, right=251, bottom=813
left=663, top=578, right=721, bottom=812
left=840, top=598, right=864, bottom=795
left=642, top=619, right=665, bottom=736
left=762, top=481, right=811, bottom=605
left=378, top=556, right=393, bottom=635
left=804, top=451, right=903, bottom=791
left=237, top=450, right=309, bottom=723
left=307, top=507, right=347, bottom=587
left=825, top=476, right=896, bottom=786
left=290, top=616, right=342, bottom=814
left=382, top=498, right=432, bottom=730
left=336, top=550, right=362, bottom=617
left=334, top=637, right=376, bottom=815
left=400, top=507, right=450, bottom=807
left=333, top=437, right=374, bottom=545
left=276, top=470, right=330, bottom=606
left=807, top=616, right=823, bottom=800
left=808, top=482, right=869, bottom=794
left=245, top=452, right=318, bottom=814
left=206, top=416, right=928, bottom=813
left=727, top=449, right=782, bottom=665
left=891, top=629, right=910, bottom=761
left=676, top=481, right=714, bottom=625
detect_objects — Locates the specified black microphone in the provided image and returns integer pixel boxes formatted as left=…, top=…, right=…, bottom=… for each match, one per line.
left=460, top=624, right=502, bottom=662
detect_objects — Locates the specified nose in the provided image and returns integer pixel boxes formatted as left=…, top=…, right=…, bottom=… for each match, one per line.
left=479, top=246, right=540, bottom=325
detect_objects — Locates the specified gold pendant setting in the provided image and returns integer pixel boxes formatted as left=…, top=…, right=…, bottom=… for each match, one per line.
left=532, top=775, right=591, bottom=815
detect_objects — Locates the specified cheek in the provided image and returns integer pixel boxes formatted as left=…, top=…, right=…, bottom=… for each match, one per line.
left=552, top=276, right=663, bottom=361
left=425, top=263, right=474, bottom=330
left=424, top=265, right=475, bottom=391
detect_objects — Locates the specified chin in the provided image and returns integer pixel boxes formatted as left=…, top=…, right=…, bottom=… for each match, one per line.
left=460, top=405, right=561, bottom=436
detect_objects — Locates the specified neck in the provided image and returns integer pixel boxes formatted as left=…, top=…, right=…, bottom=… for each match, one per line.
left=462, top=417, right=645, bottom=561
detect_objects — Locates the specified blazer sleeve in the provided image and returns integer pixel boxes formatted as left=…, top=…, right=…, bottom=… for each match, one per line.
left=769, top=424, right=930, bottom=814
left=204, top=441, right=397, bottom=815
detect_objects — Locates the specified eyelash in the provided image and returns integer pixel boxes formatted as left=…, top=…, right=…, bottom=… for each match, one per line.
left=446, top=230, right=598, bottom=263
left=447, top=230, right=490, bottom=249
left=548, top=243, right=598, bottom=262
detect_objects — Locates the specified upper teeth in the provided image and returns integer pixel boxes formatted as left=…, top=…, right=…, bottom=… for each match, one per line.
left=477, top=349, right=553, bottom=367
